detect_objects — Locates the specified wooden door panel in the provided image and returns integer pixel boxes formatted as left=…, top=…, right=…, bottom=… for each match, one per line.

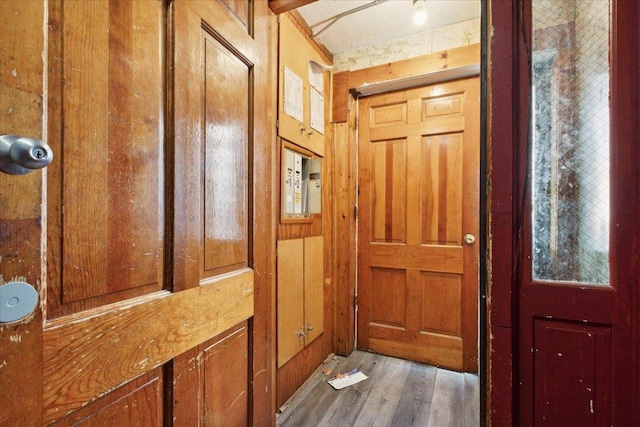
left=47, top=0, right=165, bottom=317
left=532, top=320, right=612, bottom=427
left=173, top=0, right=259, bottom=289
left=203, top=323, right=249, bottom=427
left=49, top=368, right=163, bottom=427
left=369, top=268, right=406, bottom=329
left=422, top=134, right=463, bottom=245
left=358, top=78, right=479, bottom=372
left=368, top=117, right=465, bottom=141
left=419, top=272, right=462, bottom=336
left=369, top=102, right=408, bottom=127
left=219, top=0, right=250, bottom=28
left=203, top=34, right=249, bottom=276
left=370, top=140, right=407, bottom=243
left=423, top=93, right=464, bottom=118
left=172, top=321, right=251, bottom=426
left=368, top=331, right=462, bottom=367
left=369, top=242, right=463, bottom=272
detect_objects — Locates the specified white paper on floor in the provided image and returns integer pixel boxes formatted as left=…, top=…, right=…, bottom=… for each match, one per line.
left=327, top=368, right=368, bottom=390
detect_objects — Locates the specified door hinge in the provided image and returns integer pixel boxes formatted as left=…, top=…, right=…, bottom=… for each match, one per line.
left=355, top=117, right=359, bottom=130
left=354, top=205, right=358, bottom=219
left=354, top=294, right=358, bottom=307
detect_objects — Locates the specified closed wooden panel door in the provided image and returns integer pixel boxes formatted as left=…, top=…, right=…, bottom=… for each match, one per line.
left=357, top=78, right=479, bottom=372
left=0, top=0, right=272, bottom=425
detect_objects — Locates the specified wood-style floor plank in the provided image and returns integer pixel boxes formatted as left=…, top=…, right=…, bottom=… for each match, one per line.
left=464, top=373, right=481, bottom=426
left=276, top=350, right=479, bottom=427
left=389, top=363, right=436, bottom=426
left=427, top=368, right=465, bottom=427
left=352, top=356, right=411, bottom=426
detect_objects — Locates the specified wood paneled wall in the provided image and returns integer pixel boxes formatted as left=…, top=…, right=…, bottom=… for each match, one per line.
left=275, top=12, right=334, bottom=409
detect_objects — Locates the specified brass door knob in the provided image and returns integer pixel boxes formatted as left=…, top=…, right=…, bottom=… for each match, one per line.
left=464, top=234, right=476, bottom=245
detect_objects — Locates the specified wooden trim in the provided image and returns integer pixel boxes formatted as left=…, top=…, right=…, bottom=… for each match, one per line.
left=42, top=270, right=254, bottom=423
left=331, top=99, right=357, bottom=356
left=0, top=1, right=45, bottom=425
left=331, top=71, right=350, bottom=123
left=487, top=0, right=515, bottom=425
left=252, top=2, right=278, bottom=425
left=332, top=44, right=480, bottom=124
left=269, top=0, right=316, bottom=16
left=349, top=44, right=480, bottom=89
left=286, top=10, right=333, bottom=65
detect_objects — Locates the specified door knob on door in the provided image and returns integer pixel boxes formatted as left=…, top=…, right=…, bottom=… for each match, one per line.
left=464, top=234, right=476, bottom=245
left=0, top=134, right=53, bottom=175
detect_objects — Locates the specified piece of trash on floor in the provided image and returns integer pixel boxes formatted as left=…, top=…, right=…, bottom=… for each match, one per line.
left=327, top=368, right=368, bottom=390
left=322, top=367, right=332, bottom=376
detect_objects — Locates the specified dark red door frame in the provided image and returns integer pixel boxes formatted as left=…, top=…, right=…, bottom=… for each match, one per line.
left=487, top=0, right=518, bottom=425
left=488, top=1, right=640, bottom=426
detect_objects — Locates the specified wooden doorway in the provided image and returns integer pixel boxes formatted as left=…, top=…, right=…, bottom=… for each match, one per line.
left=356, top=77, right=480, bottom=372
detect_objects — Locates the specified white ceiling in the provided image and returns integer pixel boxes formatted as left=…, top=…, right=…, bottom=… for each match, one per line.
left=296, top=0, right=481, bottom=55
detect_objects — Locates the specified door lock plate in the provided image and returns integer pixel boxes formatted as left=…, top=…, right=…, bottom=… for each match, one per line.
left=0, top=281, right=39, bottom=323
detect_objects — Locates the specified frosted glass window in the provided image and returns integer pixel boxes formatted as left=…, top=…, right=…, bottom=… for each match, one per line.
left=531, top=0, right=610, bottom=284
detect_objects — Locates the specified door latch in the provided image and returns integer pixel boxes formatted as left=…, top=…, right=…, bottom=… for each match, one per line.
left=0, top=134, right=53, bottom=175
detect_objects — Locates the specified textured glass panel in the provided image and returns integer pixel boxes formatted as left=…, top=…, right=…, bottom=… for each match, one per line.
left=531, top=0, right=610, bottom=283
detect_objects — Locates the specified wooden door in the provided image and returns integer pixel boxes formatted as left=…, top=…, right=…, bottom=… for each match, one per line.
left=0, top=0, right=273, bottom=425
left=516, top=1, right=639, bottom=425
left=357, top=77, right=479, bottom=372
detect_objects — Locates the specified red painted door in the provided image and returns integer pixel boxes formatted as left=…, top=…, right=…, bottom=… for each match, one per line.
left=517, top=1, right=639, bottom=425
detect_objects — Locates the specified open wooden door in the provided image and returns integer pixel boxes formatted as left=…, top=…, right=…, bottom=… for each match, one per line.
left=357, top=77, right=479, bottom=372
left=0, top=1, right=274, bottom=425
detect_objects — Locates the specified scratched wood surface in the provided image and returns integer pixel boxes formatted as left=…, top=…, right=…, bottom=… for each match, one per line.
left=276, top=350, right=479, bottom=427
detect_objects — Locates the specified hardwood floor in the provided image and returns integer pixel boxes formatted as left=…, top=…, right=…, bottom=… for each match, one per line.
left=276, top=350, right=479, bottom=427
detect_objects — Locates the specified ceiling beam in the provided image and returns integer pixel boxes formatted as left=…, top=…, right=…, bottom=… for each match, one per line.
left=268, top=0, right=316, bottom=15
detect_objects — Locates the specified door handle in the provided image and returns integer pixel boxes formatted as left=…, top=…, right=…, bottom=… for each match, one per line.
left=0, top=134, right=53, bottom=175
left=464, top=234, right=476, bottom=245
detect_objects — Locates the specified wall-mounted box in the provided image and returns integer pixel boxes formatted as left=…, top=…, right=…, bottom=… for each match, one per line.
left=281, top=140, right=322, bottom=222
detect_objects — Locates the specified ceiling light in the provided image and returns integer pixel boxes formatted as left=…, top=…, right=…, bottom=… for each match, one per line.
left=413, top=0, right=427, bottom=26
